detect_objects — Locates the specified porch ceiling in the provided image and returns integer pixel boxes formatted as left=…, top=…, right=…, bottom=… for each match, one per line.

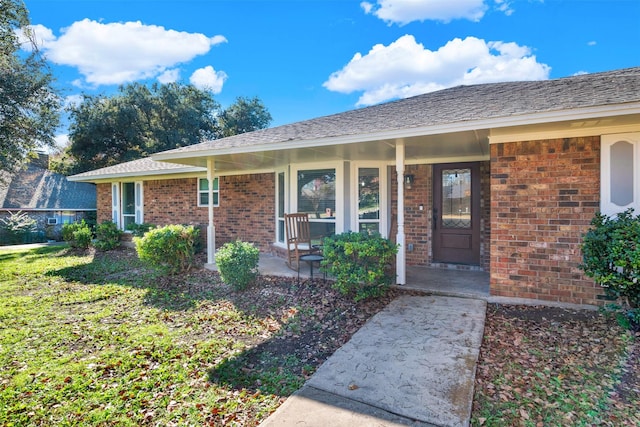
left=162, top=129, right=490, bottom=174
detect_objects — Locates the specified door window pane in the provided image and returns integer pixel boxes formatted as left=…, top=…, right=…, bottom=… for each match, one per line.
left=442, top=168, right=471, bottom=229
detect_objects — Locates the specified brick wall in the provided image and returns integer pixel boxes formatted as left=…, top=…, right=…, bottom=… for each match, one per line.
left=490, top=136, right=603, bottom=305
left=97, top=183, right=111, bottom=224
left=98, top=173, right=276, bottom=252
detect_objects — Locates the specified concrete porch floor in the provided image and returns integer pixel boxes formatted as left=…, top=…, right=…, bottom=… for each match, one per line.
left=207, top=254, right=490, bottom=300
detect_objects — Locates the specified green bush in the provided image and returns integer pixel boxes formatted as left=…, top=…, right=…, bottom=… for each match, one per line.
left=215, top=240, right=260, bottom=290
left=321, top=231, right=398, bottom=302
left=93, top=221, right=122, bottom=251
left=581, top=208, right=640, bottom=309
left=62, top=220, right=92, bottom=249
left=126, top=222, right=156, bottom=237
left=134, top=224, right=199, bottom=275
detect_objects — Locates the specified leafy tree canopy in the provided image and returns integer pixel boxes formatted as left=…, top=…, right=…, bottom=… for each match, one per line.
left=217, top=96, right=272, bottom=138
left=59, top=83, right=272, bottom=174
left=0, top=0, right=60, bottom=175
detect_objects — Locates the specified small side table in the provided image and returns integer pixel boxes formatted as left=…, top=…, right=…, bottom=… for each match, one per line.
left=298, top=253, right=325, bottom=283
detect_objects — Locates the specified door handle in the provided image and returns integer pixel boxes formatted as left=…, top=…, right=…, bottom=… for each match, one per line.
left=433, top=207, right=437, bottom=230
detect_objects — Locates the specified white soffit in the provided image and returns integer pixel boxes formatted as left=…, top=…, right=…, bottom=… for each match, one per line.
left=489, top=113, right=640, bottom=144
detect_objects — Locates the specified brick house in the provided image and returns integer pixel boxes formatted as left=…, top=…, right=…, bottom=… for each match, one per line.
left=70, top=67, right=640, bottom=306
left=1, top=153, right=96, bottom=243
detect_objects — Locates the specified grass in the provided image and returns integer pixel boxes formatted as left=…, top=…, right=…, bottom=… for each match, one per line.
left=0, top=245, right=399, bottom=426
left=0, top=246, right=296, bottom=426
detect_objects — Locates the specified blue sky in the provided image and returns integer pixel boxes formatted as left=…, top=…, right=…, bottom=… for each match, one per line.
left=22, top=0, right=640, bottom=145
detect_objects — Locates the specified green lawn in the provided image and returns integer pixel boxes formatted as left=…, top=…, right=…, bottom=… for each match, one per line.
left=0, top=245, right=395, bottom=426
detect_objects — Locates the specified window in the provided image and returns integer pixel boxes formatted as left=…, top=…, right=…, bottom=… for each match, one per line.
left=296, top=168, right=336, bottom=242
left=357, top=167, right=380, bottom=234
left=601, top=133, right=640, bottom=216
left=198, top=178, right=219, bottom=207
left=276, top=171, right=286, bottom=243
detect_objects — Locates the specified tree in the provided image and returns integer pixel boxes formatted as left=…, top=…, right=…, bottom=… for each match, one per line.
left=62, top=84, right=272, bottom=174
left=65, top=82, right=220, bottom=173
left=217, top=96, right=272, bottom=138
left=0, top=0, right=60, bottom=176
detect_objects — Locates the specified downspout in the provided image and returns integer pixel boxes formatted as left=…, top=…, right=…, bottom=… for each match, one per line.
left=395, top=140, right=406, bottom=285
left=207, top=157, right=216, bottom=265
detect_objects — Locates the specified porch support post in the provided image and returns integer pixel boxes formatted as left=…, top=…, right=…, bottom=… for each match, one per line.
left=395, top=140, right=406, bottom=285
left=207, top=157, right=216, bottom=265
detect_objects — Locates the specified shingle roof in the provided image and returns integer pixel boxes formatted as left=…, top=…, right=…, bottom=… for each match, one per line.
left=69, top=157, right=205, bottom=180
left=1, top=162, right=96, bottom=210
left=161, top=67, right=640, bottom=155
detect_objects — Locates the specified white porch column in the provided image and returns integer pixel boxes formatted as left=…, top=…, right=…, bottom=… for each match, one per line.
left=395, top=140, right=406, bottom=285
left=207, top=157, right=216, bottom=265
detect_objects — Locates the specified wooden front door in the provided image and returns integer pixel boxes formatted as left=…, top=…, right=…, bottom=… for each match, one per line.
left=432, top=162, right=480, bottom=265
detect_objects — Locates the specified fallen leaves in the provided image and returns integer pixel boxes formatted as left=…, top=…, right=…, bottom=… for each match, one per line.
left=471, top=304, right=640, bottom=426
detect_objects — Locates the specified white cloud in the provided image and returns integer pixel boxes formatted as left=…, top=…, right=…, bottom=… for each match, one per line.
left=323, top=35, right=550, bottom=106
left=361, top=0, right=488, bottom=25
left=587, top=41, right=597, bottom=46
left=157, top=68, right=180, bottom=84
left=494, top=0, right=514, bottom=16
left=189, top=66, right=228, bottom=93
left=34, top=19, right=227, bottom=86
left=16, top=24, right=56, bottom=50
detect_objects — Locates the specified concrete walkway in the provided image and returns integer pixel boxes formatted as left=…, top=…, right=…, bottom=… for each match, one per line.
left=260, top=295, right=487, bottom=427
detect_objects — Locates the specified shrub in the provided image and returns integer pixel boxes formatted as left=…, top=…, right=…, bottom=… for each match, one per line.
left=126, top=222, right=156, bottom=237
left=93, top=221, right=122, bottom=251
left=62, top=220, right=92, bottom=249
left=215, top=240, right=260, bottom=290
left=581, top=208, right=640, bottom=309
left=321, top=231, right=398, bottom=302
left=0, top=211, right=37, bottom=244
left=134, top=224, right=199, bottom=274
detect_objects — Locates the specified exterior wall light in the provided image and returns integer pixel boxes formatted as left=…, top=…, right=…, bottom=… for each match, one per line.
left=404, top=174, right=414, bottom=189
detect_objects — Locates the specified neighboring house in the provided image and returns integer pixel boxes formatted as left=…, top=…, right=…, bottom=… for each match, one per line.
left=69, top=67, right=640, bottom=306
left=1, top=154, right=97, bottom=242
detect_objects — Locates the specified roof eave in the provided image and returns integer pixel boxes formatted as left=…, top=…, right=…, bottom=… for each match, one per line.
left=68, top=166, right=207, bottom=182
left=153, top=102, right=640, bottom=163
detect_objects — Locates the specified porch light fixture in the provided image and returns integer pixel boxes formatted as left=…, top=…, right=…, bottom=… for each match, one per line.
left=404, top=174, right=414, bottom=189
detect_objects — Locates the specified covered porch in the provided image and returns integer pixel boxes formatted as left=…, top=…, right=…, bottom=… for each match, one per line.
left=207, top=253, right=490, bottom=300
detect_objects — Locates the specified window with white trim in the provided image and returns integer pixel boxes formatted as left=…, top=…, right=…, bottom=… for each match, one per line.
left=601, top=133, right=640, bottom=216
left=296, top=168, right=336, bottom=242
left=276, top=170, right=287, bottom=243
left=198, top=178, right=219, bottom=207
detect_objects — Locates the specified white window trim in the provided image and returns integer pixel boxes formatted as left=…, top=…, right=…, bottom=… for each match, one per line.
left=291, top=162, right=344, bottom=235
left=197, top=177, right=220, bottom=207
left=112, top=181, right=144, bottom=230
left=275, top=168, right=289, bottom=244
left=135, top=181, right=144, bottom=224
left=351, top=162, right=388, bottom=238
left=111, top=183, right=120, bottom=228
left=601, top=132, right=640, bottom=216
